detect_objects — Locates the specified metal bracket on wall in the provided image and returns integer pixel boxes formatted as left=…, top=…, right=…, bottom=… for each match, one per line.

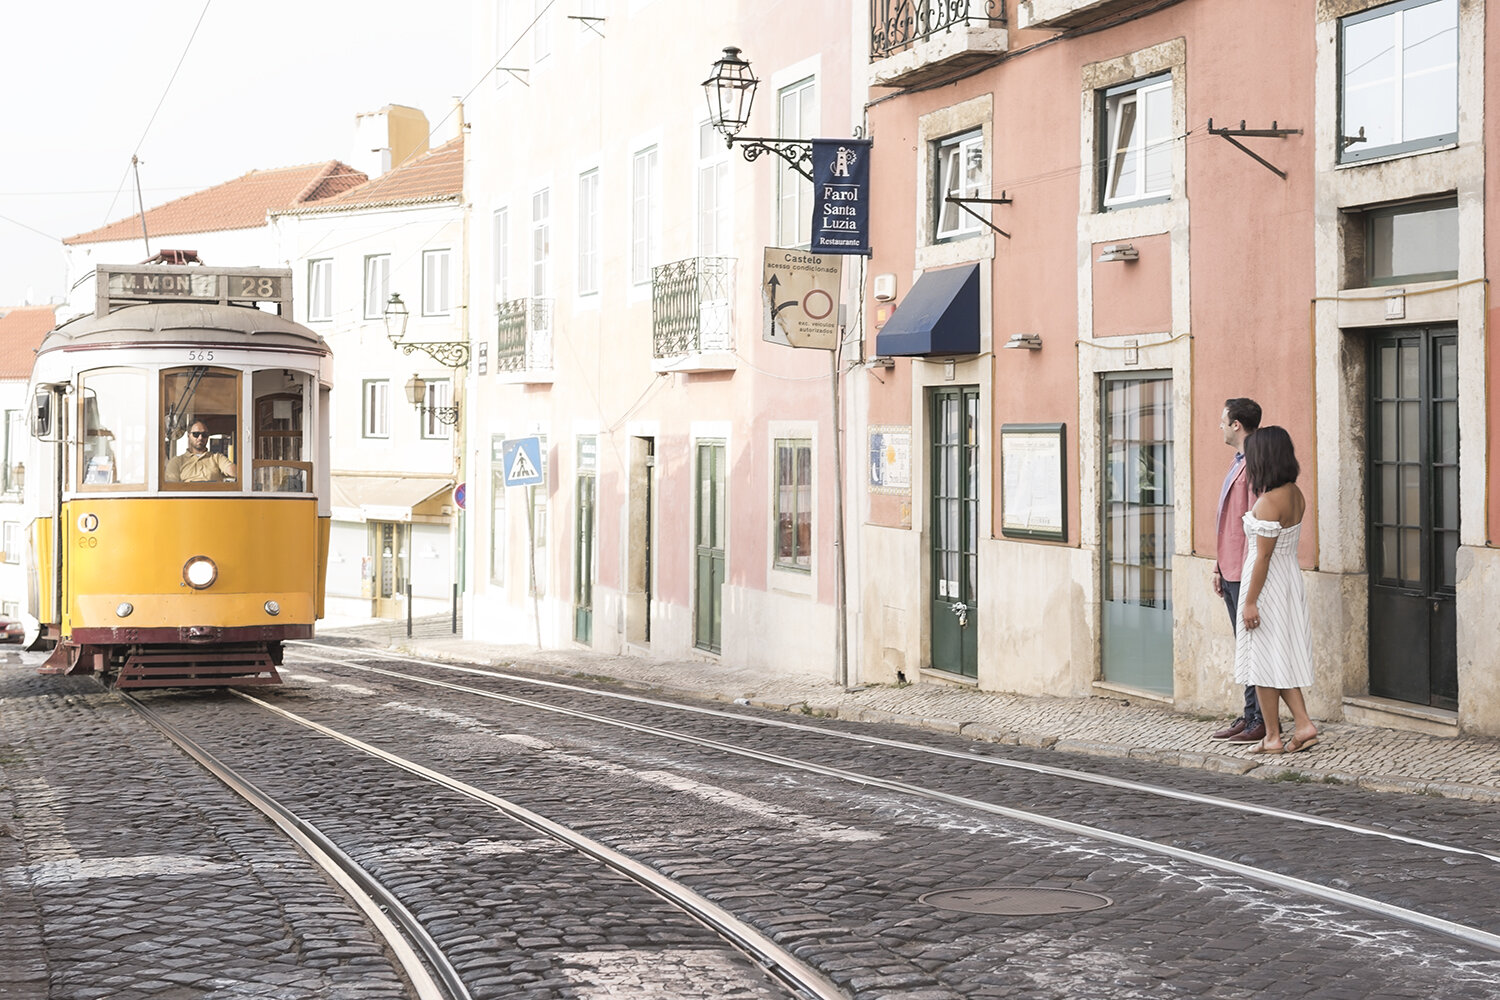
left=1206, top=119, right=1303, bottom=179
left=945, top=193, right=1013, bottom=239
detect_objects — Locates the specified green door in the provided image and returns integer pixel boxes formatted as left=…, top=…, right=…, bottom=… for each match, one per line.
left=695, top=440, right=726, bottom=653
left=573, top=437, right=597, bottom=644
left=1368, top=327, right=1459, bottom=709
left=1100, top=375, right=1174, bottom=694
left=931, top=387, right=979, bottom=678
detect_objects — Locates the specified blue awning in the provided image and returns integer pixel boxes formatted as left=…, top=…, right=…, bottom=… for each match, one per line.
left=874, top=264, right=980, bottom=357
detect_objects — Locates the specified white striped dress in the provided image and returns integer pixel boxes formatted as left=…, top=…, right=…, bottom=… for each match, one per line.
left=1233, top=513, right=1315, bottom=689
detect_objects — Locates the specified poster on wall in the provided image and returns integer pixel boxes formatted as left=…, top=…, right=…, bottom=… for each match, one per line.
left=1001, top=423, right=1067, bottom=541
left=869, top=425, right=911, bottom=494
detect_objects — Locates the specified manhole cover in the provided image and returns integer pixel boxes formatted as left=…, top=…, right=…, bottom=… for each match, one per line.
left=918, top=886, right=1113, bottom=915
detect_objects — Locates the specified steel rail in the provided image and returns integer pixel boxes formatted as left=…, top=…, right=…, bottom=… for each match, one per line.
left=116, top=690, right=471, bottom=1000
left=232, top=691, right=845, bottom=1000
left=288, top=646, right=1500, bottom=957
left=291, top=643, right=1500, bottom=866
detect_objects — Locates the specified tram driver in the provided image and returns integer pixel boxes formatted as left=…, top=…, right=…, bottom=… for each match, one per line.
left=165, top=421, right=237, bottom=483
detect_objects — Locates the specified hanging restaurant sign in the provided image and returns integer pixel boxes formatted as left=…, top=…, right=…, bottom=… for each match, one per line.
left=810, top=138, right=873, bottom=256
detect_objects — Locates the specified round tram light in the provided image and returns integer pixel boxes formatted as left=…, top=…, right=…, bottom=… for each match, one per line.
left=183, top=556, right=218, bottom=590
left=264, top=600, right=281, bottom=616
left=115, top=602, right=134, bottom=617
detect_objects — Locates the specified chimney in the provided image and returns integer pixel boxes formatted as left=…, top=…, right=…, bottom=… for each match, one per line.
left=351, top=105, right=431, bottom=177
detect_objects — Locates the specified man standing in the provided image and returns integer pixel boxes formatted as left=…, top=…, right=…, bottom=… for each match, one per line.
left=1210, top=398, right=1266, bottom=743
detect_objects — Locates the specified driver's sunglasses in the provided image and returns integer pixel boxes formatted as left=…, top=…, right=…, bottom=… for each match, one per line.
left=190, top=431, right=208, bottom=438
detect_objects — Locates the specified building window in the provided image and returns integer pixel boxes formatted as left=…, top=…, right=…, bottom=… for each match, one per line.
left=2, top=521, right=18, bottom=564
left=1340, top=0, right=1457, bottom=163
left=777, top=77, right=817, bottom=247
left=307, top=258, right=332, bottom=322
left=532, top=188, right=551, bottom=297
left=632, top=146, right=660, bottom=285
left=363, top=254, right=390, bottom=320
left=578, top=169, right=601, bottom=295
left=1101, top=74, right=1172, bottom=209
left=774, top=438, right=813, bottom=572
left=421, top=379, right=452, bottom=440
left=490, top=435, right=508, bottom=585
left=934, top=130, right=984, bottom=241
left=493, top=207, right=509, bottom=303
left=3, top=409, right=23, bottom=494
left=1365, top=197, right=1459, bottom=286
left=494, top=0, right=512, bottom=89
left=422, top=249, right=452, bottom=316
left=698, top=122, right=731, bottom=257
left=363, top=380, right=389, bottom=438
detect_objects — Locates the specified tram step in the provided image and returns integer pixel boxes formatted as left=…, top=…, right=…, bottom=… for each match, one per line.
left=116, top=647, right=282, bottom=689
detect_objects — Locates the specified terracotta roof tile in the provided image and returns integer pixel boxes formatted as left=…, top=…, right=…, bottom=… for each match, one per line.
left=283, top=137, right=463, bottom=213
left=0, top=305, right=56, bottom=378
left=64, top=160, right=368, bottom=245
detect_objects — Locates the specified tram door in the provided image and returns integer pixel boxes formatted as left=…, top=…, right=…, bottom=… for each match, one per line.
left=1368, top=327, right=1459, bottom=709
left=370, top=521, right=407, bottom=618
left=1100, top=375, right=1175, bottom=694
left=694, top=440, right=726, bottom=653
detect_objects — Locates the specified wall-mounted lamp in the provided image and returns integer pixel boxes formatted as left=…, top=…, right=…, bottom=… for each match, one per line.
left=384, top=292, right=471, bottom=369
left=1096, top=242, right=1138, bottom=263
left=404, top=373, right=459, bottom=426
left=703, top=46, right=813, bottom=179
left=1002, top=333, right=1042, bottom=351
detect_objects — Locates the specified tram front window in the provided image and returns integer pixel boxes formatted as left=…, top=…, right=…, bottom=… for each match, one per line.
left=77, top=369, right=147, bottom=489
left=161, top=367, right=240, bottom=488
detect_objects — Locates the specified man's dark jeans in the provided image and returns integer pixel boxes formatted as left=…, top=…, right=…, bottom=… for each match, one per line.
left=1222, top=579, right=1264, bottom=727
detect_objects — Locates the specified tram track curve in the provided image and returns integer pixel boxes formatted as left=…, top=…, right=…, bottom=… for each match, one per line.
left=286, top=640, right=1500, bottom=959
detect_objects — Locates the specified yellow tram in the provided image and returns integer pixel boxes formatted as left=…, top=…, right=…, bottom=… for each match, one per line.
left=24, top=262, right=331, bottom=687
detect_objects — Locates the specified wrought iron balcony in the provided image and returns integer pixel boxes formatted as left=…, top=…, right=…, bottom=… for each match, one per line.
left=494, top=297, right=553, bottom=378
left=870, top=1, right=1007, bottom=88
left=1015, top=0, right=1158, bottom=30
left=652, top=257, right=735, bottom=369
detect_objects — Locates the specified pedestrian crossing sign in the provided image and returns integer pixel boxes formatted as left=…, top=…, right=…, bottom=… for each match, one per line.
left=501, top=436, right=544, bottom=487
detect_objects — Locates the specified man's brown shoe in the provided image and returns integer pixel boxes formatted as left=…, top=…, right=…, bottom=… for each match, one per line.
left=1210, top=718, right=1248, bottom=741
left=1226, top=722, right=1269, bottom=744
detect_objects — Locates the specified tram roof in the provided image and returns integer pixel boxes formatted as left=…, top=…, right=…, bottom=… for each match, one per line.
left=37, top=302, right=331, bottom=357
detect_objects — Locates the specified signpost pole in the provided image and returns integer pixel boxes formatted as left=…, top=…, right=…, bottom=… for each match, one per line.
left=830, top=346, right=848, bottom=688
left=527, top=483, right=541, bottom=649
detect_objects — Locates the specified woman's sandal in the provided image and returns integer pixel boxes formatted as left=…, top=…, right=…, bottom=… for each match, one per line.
left=1246, top=739, right=1284, bottom=755
left=1285, top=735, right=1320, bottom=754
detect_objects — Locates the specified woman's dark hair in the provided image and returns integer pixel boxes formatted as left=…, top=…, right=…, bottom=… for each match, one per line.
left=1244, top=425, right=1299, bottom=493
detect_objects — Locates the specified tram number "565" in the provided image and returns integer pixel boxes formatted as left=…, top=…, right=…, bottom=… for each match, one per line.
left=187, top=349, right=215, bottom=362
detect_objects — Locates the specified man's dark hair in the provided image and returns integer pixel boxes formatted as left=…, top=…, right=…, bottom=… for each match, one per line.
left=1224, top=397, right=1262, bottom=432
left=1244, top=425, right=1299, bottom=493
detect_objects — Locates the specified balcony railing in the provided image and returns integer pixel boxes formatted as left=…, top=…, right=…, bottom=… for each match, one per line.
left=494, top=297, right=552, bottom=374
left=871, top=1, right=1006, bottom=62
left=652, top=257, right=735, bottom=362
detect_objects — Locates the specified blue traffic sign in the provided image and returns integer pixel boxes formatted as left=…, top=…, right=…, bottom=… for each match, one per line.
left=501, top=436, right=544, bottom=487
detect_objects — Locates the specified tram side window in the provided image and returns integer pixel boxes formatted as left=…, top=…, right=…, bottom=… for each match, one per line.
left=77, top=370, right=147, bottom=489
left=252, top=370, right=312, bottom=493
left=161, top=367, right=241, bottom=489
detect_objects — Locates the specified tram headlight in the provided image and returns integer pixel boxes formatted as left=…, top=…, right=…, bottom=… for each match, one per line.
left=264, top=600, right=280, bottom=616
left=182, top=556, right=218, bottom=590
left=115, top=602, right=133, bottom=618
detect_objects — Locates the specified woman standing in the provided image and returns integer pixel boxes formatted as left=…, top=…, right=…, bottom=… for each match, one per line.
left=1235, top=426, right=1319, bottom=754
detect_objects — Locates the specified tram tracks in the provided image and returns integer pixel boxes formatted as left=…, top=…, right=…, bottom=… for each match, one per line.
left=284, top=642, right=1500, bottom=958
left=118, top=686, right=843, bottom=1000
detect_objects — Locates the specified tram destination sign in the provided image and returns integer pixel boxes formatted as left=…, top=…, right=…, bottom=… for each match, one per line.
left=98, top=265, right=292, bottom=315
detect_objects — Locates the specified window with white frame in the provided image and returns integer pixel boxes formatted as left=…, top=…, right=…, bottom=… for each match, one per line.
left=934, top=130, right=984, bottom=241
left=777, top=77, right=817, bottom=247
left=2, top=521, right=18, bottom=564
left=533, top=0, right=550, bottom=61
left=631, top=146, right=660, bottom=285
left=1339, top=0, right=1457, bottom=163
left=1, top=601, right=15, bottom=617
left=421, top=379, right=452, bottom=440
left=578, top=169, right=601, bottom=295
left=493, top=207, right=510, bottom=302
left=490, top=435, right=507, bottom=585
left=698, top=122, right=731, bottom=257
left=494, top=0, right=512, bottom=88
left=773, top=438, right=813, bottom=572
left=363, top=254, right=390, bottom=320
left=1101, top=74, right=1172, bottom=209
left=363, top=380, right=389, bottom=438
left=532, top=188, right=550, bottom=297
left=422, top=249, right=452, bottom=316
left=307, top=259, right=332, bottom=322
left=3, top=409, right=22, bottom=494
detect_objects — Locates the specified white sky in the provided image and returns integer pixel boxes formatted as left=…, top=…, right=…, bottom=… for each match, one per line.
left=0, top=0, right=473, bottom=306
